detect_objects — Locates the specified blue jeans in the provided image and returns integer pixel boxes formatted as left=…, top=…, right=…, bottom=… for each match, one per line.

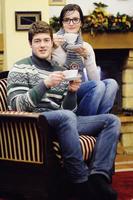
left=76, top=79, right=118, bottom=116
left=42, top=110, right=120, bottom=184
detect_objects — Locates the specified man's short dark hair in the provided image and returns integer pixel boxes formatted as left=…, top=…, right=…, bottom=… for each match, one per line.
left=28, top=21, right=53, bottom=44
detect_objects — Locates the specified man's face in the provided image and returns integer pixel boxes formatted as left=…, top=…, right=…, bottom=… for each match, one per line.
left=30, top=33, right=53, bottom=60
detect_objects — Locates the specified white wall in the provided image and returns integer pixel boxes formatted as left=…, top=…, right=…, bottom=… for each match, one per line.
left=3, top=0, right=49, bottom=69
left=49, top=0, right=133, bottom=18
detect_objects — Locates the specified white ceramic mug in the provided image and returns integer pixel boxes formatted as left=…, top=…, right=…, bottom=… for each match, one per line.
left=63, top=33, right=78, bottom=44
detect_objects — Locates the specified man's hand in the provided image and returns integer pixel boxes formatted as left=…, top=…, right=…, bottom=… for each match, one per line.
left=68, top=76, right=81, bottom=92
left=44, top=71, right=65, bottom=88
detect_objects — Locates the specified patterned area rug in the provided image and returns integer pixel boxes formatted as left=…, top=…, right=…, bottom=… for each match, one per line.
left=112, top=171, right=133, bottom=200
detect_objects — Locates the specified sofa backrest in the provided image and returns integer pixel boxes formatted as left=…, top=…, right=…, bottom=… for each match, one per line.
left=0, top=76, right=46, bottom=164
left=0, top=78, right=8, bottom=111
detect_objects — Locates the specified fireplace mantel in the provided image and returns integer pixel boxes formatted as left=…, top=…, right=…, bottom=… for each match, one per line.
left=83, top=32, right=133, bottom=49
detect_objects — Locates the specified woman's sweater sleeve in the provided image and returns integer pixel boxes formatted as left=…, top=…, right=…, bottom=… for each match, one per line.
left=83, top=42, right=100, bottom=81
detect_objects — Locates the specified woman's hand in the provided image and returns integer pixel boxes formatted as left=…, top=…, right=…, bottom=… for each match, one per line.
left=68, top=76, right=81, bottom=92
left=53, top=34, right=65, bottom=48
left=74, top=46, right=88, bottom=59
left=44, top=71, right=65, bottom=88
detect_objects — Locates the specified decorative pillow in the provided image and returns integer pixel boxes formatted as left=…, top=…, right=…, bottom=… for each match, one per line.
left=52, top=135, right=96, bottom=166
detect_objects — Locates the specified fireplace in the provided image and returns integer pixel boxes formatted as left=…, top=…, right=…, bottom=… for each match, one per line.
left=95, top=49, right=129, bottom=114
left=83, top=33, right=133, bottom=115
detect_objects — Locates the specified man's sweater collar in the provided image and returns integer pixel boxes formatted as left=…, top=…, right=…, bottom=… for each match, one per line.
left=31, top=54, right=54, bottom=71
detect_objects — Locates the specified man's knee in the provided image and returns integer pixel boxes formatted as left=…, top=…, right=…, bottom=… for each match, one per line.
left=59, top=110, right=77, bottom=123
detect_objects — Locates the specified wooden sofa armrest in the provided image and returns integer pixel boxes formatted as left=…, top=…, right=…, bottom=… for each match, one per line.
left=0, top=111, right=53, bottom=199
left=0, top=111, right=49, bottom=164
left=0, top=110, right=44, bottom=118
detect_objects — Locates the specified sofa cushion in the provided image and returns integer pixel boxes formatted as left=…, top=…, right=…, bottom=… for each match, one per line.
left=53, top=135, right=96, bottom=166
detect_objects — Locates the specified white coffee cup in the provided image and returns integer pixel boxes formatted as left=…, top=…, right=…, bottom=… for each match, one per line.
left=63, top=33, right=78, bottom=44
left=63, top=70, right=78, bottom=81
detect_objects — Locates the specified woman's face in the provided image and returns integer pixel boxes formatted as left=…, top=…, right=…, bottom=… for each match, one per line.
left=62, top=10, right=82, bottom=33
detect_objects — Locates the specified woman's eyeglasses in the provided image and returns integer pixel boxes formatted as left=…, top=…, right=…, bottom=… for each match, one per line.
left=63, top=18, right=80, bottom=24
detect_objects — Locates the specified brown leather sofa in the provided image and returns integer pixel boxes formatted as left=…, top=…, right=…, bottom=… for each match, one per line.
left=0, top=71, right=96, bottom=200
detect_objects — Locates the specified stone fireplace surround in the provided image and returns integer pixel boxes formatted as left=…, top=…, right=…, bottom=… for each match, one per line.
left=83, top=33, right=133, bottom=153
left=83, top=32, right=133, bottom=115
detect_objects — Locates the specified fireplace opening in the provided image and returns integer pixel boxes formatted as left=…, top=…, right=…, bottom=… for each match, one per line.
left=94, top=49, right=129, bottom=114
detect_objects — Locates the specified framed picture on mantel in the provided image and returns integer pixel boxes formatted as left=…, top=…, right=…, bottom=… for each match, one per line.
left=49, top=0, right=66, bottom=6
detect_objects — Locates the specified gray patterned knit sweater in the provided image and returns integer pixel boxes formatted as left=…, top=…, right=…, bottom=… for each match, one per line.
left=7, top=54, right=77, bottom=112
